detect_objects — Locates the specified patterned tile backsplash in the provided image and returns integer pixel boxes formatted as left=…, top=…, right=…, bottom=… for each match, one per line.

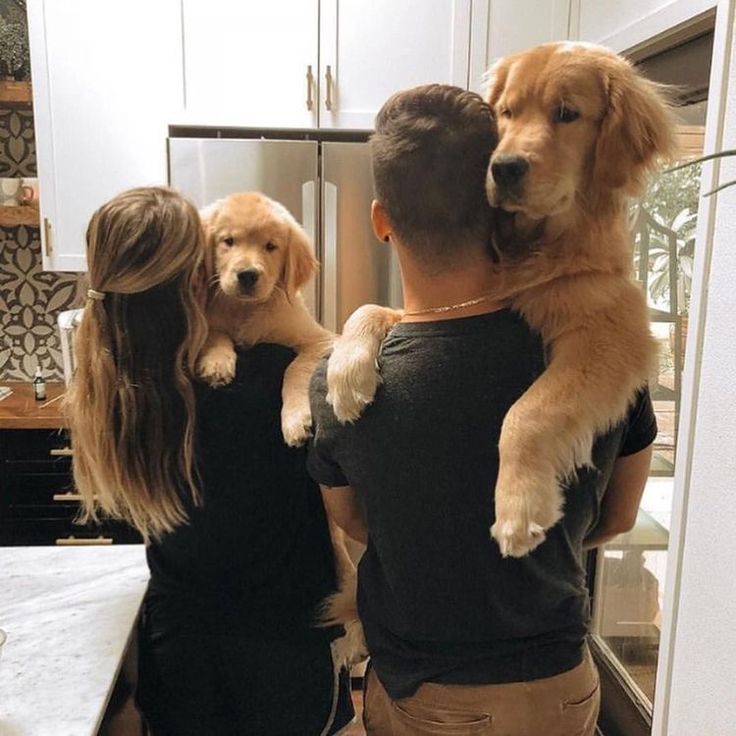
left=1, top=105, right=84, bottom=382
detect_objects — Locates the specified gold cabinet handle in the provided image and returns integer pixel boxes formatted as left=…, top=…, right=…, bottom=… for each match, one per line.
left=325, top=65, right=333, bottom=111
left=53, top=492, right=84, bottom=502
left=306, top=65, right=314, bottom=111
left=50, top=447, right=73, bottom=457
left=55, top=535, right=113, bottom=546
left=43, top=217, right=53, bottom=257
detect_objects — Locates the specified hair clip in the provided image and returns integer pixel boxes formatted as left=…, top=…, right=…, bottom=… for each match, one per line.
left=87, top=289, right=106, bottom=301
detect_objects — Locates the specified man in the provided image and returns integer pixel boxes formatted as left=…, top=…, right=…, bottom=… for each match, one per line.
left=308, top=84, right=656, bottom=735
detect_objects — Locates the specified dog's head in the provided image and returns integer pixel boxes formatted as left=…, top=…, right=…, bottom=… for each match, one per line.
left=200, top=192, right=317, bottom=304
left=485, top=42, right=677, bottom=221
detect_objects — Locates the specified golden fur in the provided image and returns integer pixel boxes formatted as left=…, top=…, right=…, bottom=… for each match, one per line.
left=197, top=191, right=334, bottom=446
left=326, top=42, right=677, bottom=557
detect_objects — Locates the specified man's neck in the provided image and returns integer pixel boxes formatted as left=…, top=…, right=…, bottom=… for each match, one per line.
left=396, top=241, right=507, bottom=323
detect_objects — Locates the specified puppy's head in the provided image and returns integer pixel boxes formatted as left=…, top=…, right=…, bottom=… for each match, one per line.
left=485, top=42, right=677, bottom=220
left=200, top=192, right=317, bottom=303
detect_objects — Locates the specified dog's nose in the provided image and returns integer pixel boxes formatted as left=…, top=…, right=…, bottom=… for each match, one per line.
left=237, top=269, right=260, bottom=289
left=491, top=155, right=530, bottom=188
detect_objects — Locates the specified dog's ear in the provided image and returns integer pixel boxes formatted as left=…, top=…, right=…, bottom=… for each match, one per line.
left=282, top=218, right=318, bottom=300
left=198, top=199, right=223, bottom=288
left=592, top=60, right=677, bottom=197
left=483, top=57, right=510, bottom=109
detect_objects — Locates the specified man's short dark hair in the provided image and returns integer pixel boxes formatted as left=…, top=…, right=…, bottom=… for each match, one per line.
left=371, top=84, right=497, bottom=260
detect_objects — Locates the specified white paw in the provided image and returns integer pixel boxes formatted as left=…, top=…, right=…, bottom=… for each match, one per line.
left=197, top=348, right=236, bottom=386
left=491, top=519, right=548, bottom=558
left=326, top=341, right=380, bottom=423
left=281, top=405, right=313, bottom=447
left=490, top=470, right=564, bottom=558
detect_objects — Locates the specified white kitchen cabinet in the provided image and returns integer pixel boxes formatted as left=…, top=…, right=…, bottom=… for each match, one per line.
left=574, top=0, right=716, bottom=53
left=180, top=0, right=319, bottom=128
left=469, top=0, right=571, bottom=95
left=318, top=0, right=471, bottom=129
left=180, top=0, right=471, bottom=130
left=28, top=0, right=183, bottom=271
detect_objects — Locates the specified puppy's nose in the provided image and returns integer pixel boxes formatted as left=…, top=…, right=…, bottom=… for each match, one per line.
left=236, top=269, right=260, bottom=289
left=491, top=155, right=530, bottom=188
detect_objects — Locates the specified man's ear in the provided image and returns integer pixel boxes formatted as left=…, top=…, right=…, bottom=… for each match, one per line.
left=371, top=200, right=392, bottom=243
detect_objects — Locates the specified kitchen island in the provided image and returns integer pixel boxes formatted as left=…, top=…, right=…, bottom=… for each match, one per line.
left=0, top=545, right=148, bottom=736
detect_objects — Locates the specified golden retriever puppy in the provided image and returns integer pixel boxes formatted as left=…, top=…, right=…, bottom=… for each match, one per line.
left=197, top=191, right=334, bottom=447
left=326, top=42, right=676, bottom=557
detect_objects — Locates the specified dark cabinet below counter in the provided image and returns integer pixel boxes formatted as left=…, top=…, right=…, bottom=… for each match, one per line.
left=0, top=428, right=142, bottom=546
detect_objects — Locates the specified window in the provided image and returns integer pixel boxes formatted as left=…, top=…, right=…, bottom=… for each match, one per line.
left=588, top=27, right=713, bottom=733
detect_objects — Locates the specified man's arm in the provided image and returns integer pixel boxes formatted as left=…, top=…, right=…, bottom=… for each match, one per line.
left=321, top=485, right=368, bottom=545
left=584, top=444, right=653, bottom=549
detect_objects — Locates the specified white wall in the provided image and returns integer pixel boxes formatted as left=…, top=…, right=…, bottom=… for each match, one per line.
left=653, top=2, right=736, bottom=734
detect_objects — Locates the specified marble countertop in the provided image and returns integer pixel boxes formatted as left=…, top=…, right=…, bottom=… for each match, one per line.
left=0, top=545, right=149, bottom=736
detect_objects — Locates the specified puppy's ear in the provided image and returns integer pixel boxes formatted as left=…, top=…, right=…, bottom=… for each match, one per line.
left=198, top=199, right=223, bottom=289
left=592, top=61, right=678, bottom=197
left=282, top=219, right=318, bottom=300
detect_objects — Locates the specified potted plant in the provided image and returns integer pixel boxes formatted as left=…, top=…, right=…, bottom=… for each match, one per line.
left=0, top=7, right=31, bottom=102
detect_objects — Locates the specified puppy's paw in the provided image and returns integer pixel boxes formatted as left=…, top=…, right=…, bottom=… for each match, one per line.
left=197, top=347, right=236, bottom=387
left=326, top=341, right=380, bottom=423
left=281, top=404, right=313, bottom=447
left=490, top=467, right=564, bottom=558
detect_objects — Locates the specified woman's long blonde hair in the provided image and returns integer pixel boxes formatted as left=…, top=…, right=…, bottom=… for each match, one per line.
left=66, top=187, right=209, bottom=542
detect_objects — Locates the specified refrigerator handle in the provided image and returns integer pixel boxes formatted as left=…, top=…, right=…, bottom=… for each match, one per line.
left=322, top=181, right=338, bottom=332
left=302, top=180, right=318, bottom=319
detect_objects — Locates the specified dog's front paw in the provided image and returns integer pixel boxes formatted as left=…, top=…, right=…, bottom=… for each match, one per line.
left=281, top=404, right=313, bottom=447
left=490, top=465, right=564, bottom=558
left=197, top=347, right=236, bottom=387
left=326, top=341, right=380, bottom=423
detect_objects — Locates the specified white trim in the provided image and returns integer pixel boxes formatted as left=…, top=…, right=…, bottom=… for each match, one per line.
left=469, top=0, right=491, bottom=93
left=650, top=1, right=735, bottom=734
left=579, top=0, right=716, bottom=53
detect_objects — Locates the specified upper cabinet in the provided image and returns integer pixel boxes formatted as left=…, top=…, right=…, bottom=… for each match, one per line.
left=180, top=0, right=471, bottom=129
left=318, top=0, right=471, bottom=129
left=180, top=0, right=319, bottom=128
left=469, top=0, right=571, bottom=94
left=27, top=0, right=183, bottom=271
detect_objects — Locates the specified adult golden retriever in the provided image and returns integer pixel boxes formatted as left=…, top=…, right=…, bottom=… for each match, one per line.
left=197, top=191, right=334, bottom=447
left=326, top=42, right=677, bottom=558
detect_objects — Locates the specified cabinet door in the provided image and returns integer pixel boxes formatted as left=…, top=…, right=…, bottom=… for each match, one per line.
left=27, top=0, right=183, bottom=272
left=181, top=0, right=319, bottom=128
left=319, top=0, right=471, bottom=129
left=469, top=0, right=571, bottom=94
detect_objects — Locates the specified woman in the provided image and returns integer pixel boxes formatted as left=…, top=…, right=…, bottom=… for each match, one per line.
left=67, top=187, right=354, bottom=735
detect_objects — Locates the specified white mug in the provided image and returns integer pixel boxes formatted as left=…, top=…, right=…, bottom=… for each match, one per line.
left=20, top=177, right=39, bottom=207
left=0, top=178, right=32, bottom=207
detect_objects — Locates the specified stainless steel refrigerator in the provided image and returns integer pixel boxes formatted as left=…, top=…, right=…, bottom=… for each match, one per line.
left=168, top=131, right=403, bottom=331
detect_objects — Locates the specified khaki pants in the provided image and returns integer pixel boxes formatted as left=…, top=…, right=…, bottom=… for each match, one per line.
left=363, top=649, right=600, bottom=736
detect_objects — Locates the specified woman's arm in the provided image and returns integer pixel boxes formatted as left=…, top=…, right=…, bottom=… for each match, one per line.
left=584, top=444, right=653, bottom=549
left=320, top=485, right=368, bottom=545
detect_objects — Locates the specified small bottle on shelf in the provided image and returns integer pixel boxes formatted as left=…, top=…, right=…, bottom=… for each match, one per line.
left=33, top=365, right=47, bottom=402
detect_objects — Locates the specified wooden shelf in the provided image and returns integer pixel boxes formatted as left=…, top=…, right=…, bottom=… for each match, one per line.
left=0, top=205, right=40, bottom=227
left=0, top=80, right=32, bottom=103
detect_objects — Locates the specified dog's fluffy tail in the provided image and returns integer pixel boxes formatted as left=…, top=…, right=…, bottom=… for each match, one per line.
left=318, top=572, right=368, bottom=670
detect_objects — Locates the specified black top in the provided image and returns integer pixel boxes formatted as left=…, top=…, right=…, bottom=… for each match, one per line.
left=308, top=309, right=657, bottom=699
left=146, top=344, right=338, bottom=641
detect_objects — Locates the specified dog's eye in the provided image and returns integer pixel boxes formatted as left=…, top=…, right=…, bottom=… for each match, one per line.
left=265, top=242, right=278, bottom=252
left=499, top=107, right=512, bottom=119
left=556, top=105, right=580, bottom=124
left=223, top=236, right=234, bottom=246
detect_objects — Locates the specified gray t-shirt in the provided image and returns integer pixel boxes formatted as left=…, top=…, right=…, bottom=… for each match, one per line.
left=308, top=309, right=657, bottom=699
